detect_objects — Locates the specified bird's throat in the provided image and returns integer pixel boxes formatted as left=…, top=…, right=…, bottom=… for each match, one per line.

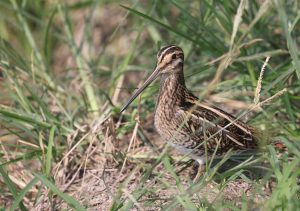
left=157, top=72, right=187, bottom=109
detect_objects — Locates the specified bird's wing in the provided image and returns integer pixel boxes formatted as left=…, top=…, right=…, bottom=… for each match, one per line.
left=180, top=96, right=258, bottom=151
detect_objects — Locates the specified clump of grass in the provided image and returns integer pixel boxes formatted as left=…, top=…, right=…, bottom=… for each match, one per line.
left=0, top=0, right=299, bottom=210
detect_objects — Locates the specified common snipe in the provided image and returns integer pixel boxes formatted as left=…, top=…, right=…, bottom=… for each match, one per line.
left=121, top=45, right=258, bottom=176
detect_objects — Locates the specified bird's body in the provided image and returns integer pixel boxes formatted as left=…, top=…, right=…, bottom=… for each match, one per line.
left=121, top=45, right=258, bottom=167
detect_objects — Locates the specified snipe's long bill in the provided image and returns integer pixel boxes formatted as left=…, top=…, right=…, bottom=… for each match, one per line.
left=120, top=45, right=258, bottom=170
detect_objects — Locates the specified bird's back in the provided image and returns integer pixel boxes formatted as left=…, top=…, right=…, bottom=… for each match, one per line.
left=159, top=92, right=259, bottom=156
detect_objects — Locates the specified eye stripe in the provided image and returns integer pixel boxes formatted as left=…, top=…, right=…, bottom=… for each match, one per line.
left=158, top=46, right=183, bottom=63
left=159, top=53, right=184, bottom=69
left=160, top=52, right=184, bottom=64
left=160, top=60, right=174, bottom=69
left=158, top=46, right=178, bottom=62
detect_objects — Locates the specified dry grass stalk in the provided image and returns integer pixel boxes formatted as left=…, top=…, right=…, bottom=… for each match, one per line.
left=239, top=0, right=272, bottom=42
left=103, top=117, right=116, bottom=155
left=119, top=120, right=139, bottom=176
left=54, top=131, right=90, bottom=178
left=258, top=88, right=287, bottom=107
left=112, top=74, right=124, bottom=105
left=230, top=0, right=246, bottom=49
left=205, top=53, right=234, bottom=96
left=209, top=95, right=260, bottom=111
left=206, top=39, right=264, bottom=96
left=122, top=188, right=145, bottom=211
left=250, top=55, right=287, bottom=111
left=254, top=56, right=270, bottom=104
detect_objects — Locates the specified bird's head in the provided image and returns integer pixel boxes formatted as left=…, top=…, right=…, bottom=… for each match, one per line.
left=120, top=45, right=184, bottom=113
left=156, top=45, right=184, bottom=74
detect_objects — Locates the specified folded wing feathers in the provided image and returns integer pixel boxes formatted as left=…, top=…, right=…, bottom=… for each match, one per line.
left=184, top=97, right=257, bottom=149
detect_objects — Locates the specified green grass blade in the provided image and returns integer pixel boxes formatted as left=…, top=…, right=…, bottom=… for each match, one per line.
left=57, top=2, right=99, bottom=113
left=0, top=167, right=27, bottom=211
left=120, top=5, right=201, bottom=46
left=45, top=126, right=56, bottom=177
left=34, top=173, right=86, bottom=211
left=0, top=107, right=52, bottom=129
left=9, top=0, right=56, bottom=89
left=274, top=0, right=300, bottom=78
left=10, top=177, right=39, bottom=211
left=0, top=150, right=42, bottom=168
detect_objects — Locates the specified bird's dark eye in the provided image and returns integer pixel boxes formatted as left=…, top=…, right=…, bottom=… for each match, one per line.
left=171, top=54, right=177, bottom=60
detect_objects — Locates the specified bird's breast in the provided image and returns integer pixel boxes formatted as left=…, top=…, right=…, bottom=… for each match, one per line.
left=154, top=73, right=187, bottom=139
left=154, top=100, right=181, bottom=140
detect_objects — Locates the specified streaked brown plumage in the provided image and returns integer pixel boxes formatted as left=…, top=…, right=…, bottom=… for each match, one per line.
left=121, top=45, right=258, bottom=167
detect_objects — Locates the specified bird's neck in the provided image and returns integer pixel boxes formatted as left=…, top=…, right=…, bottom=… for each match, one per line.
left=157, top=71, right=187, bottom=107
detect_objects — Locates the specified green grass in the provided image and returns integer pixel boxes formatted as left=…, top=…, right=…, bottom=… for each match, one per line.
left=0, top=0, right=300, bottom=210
